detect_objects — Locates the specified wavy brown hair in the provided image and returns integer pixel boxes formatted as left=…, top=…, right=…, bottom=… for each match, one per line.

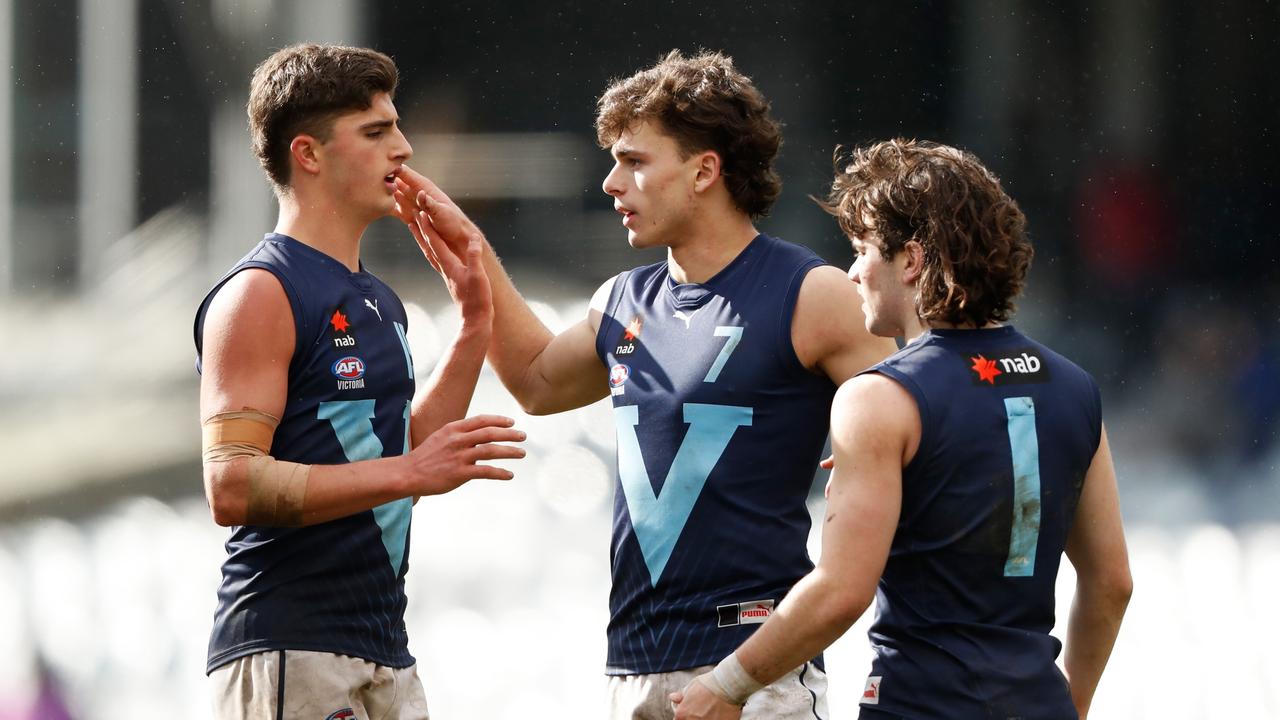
left=595, top=50, right=783, bottom=219
left=819, top=139, right=1033, bottom=327
left=248, top=44, right=399, bottom=191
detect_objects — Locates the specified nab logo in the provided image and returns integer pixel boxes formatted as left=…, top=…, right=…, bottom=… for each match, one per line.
left=332, top=356, right=365, bottom=380
left=615, top=341, right=636, bottom=355
left=967, top=349, right=1049, bottom=386
left=330, top=308, right=351, bottom=333
left=333, top=335, right=357, bottom=348
left=970, top=354, right=1003, bottom=385
left=999, top=352, right=1042, bottom=374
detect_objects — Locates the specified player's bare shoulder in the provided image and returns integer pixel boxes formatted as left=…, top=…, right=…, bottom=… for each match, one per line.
left=587, top=273, right=620, bottom=334
left=832, top=372, right=921, bottom=464
left=200, top=268, right=295, bottom=416
left=203, top=269, right=294, bottom=350
left=792, top=264, right=896, bottom=382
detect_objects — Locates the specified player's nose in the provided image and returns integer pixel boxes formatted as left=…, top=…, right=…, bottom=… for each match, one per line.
left=602, top=162, right=624, bottom=197
left=847, top=261, right=862, bottom=284
left=393, top=127, right=412, bottom=162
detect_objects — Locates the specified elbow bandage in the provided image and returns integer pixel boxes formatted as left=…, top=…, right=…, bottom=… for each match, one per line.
left=202, top=410, right=310, bottom=526
left=702, top=652, right=765, bottom=706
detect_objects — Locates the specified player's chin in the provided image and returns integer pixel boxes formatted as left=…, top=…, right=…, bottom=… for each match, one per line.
left=626, top=230, right=660, bottom=249
left=375, top=196, right=399, bottom=217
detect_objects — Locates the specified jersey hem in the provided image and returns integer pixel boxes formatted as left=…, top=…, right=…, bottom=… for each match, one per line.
left=207, top=641, right=415, bottom=675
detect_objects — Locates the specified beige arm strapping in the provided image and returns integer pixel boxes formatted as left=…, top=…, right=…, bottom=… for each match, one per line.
left=201, top=410, right=310, bottom=526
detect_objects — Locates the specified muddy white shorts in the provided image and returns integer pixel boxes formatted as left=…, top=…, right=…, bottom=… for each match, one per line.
left=607, top=661, right=828, bottom=720
left=209, top=649, right=430, bottom=720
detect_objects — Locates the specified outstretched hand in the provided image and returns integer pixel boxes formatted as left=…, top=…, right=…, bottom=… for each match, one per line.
left=393, top=167, right=492, bottom=324
left=404, top=414, right=526, bottom=496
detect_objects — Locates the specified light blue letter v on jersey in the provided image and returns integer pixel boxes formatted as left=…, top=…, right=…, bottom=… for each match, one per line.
left=318, top=399, right=412, bottom=575
left=614, top=402, right=753, bottom=586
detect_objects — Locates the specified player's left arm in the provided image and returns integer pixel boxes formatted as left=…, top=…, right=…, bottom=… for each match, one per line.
left=672, top=374, right=914, bottom=718
left=1062, top=425, right=1133, bottom=718
left=406, top=235, right=493, bottom=449
left=792, top=265, right=898, bottom=384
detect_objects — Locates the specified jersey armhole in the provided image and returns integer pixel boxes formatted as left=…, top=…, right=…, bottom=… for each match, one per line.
left=593, top=270, right=630, bottom=364
left=776, top=257, right=827, bottom=375
left=868, top=364, right=931, bottom=478
left=193, top=262, right=306, bottom=375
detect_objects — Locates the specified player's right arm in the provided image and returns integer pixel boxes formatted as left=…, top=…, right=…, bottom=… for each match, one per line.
left=199, top=268, right=525, bottom=528
left=1062, top=426, right=1133, bottom=718
left=394, top=167, right=609, bottom=415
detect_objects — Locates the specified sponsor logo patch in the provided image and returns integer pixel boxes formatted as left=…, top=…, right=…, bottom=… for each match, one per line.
left=615, top=317, right=643, bottom=355
left=333, top=356, right=365, bottom=380
left=325, top=710, right=356, bottom=720
left=333, top=356, right=367, bottom=390
left=673, top=307, right=700, bottom=328
left=861, top=675, right=881, bottom=705
left=609, top=363, right=629, bottom=396
left=329, top=307, right=358, bottom=348
left=964, top=349, right=1050, bottom=386
left=609, top=363, right=630, bottom=386
left=329, top=308, right=351, bottom=333
left=717, top=599, right=775, bottom=627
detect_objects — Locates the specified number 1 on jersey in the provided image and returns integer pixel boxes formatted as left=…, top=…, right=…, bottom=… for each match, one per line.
left=1003, top=396, right=1042, bottom=577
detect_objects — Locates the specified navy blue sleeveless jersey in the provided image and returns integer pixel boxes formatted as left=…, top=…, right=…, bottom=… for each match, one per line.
left=193, top=233, right=418, bottom=673
left=595, top=234, right=836, bottom=674
left=858, top=326, right=1102, bottom=719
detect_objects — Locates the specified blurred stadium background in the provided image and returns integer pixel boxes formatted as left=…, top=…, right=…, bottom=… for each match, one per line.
left=1, top=1, right=1276, bottom=718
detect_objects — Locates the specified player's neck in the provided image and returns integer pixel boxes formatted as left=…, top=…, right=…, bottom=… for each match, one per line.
left=918, top=319, right=1005, bottom=340
left=274, top=192, right=367, bottom=272
left=665, top=209, right=758, bottom=285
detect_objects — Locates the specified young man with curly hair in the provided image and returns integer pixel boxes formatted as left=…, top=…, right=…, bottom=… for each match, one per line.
left=394, top=51, right=895, bottom=719
left=195, top=44, right=525, bottom=719
left=672, top=140, right=1133, bottom=720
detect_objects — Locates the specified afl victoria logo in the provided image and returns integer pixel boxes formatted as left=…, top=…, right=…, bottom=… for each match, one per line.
left=332, top=356, right=366, bottom=380
left=609, top=363, right=630, bottom=387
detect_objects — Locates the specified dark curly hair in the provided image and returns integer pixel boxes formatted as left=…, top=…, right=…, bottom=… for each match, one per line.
left=248, top=44, right=399, bottom=191
left=595, top=50, right=783, bottom=219
left=819, top=139, right=1033, bottom=328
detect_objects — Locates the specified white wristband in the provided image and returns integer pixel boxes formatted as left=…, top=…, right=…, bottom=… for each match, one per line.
left=704, top=652, right=765, bottom=706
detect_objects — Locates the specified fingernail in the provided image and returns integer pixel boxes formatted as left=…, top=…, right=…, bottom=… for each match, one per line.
left=517, top=432, right=527, bottom=440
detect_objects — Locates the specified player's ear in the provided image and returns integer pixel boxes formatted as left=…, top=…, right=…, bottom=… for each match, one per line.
left=692, top=150, right=722, bottom=193
left=902, top=240, right=925, bottom=284
left=290, top=134, right=322, bottom=177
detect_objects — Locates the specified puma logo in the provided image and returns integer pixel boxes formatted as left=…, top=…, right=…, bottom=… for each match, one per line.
left=673, top=308, right=700, bottom=328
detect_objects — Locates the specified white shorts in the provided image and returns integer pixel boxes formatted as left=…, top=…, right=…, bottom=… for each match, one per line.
left=209, top=649, right=430, bottom=720
left=607, top=661, right=828, bottom=720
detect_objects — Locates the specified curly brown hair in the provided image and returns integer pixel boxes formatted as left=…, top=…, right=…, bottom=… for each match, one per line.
left=819, top=139, right=1033, bottom=328
left=248, top=44, right=399, bottom=191
left=595, top=50, right=783, bottom=219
